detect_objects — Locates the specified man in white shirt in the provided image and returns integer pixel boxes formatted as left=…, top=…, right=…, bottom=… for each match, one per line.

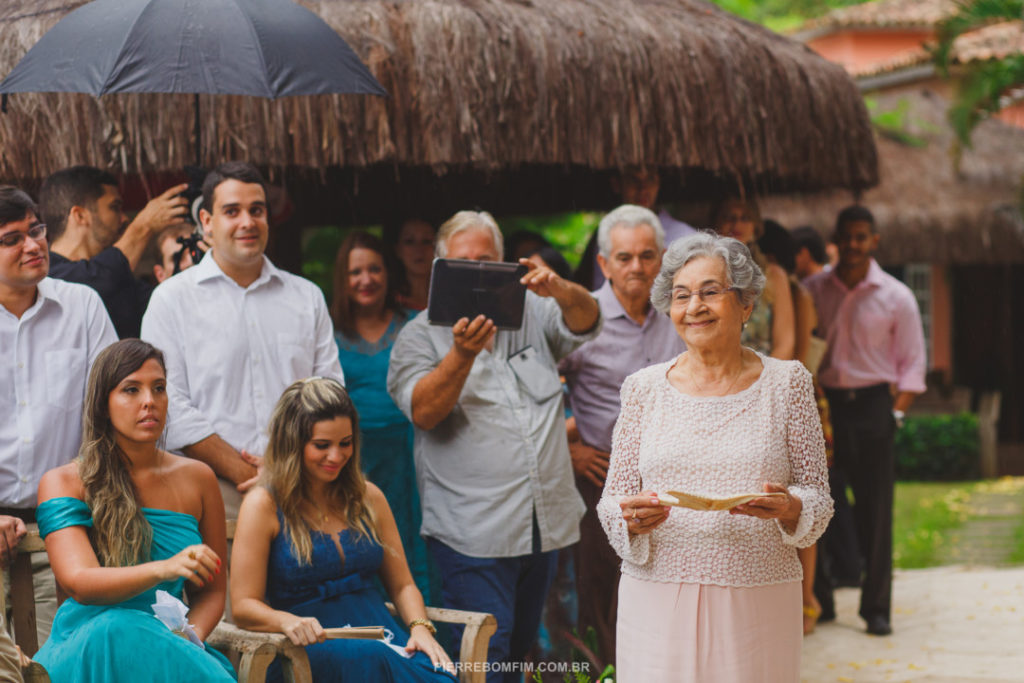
left=0, top=185, right=117, bottom=644
left=141, top=162, right=343, bottom=517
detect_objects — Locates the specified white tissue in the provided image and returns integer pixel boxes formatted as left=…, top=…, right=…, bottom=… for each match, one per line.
left=380, top=628, right=414, bottom=659
left=151, top=589, right=205, bottom=649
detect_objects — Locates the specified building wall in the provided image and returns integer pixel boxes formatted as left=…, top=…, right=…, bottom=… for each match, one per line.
left=806, top=29, right=934, bottom=73
left=931, top=264, right=952, bottom=381
left=996, top=100, right=1024, bottom=129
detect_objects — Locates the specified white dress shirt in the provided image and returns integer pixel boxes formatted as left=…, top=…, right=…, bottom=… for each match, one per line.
left=140, top=253, right=344, bottom=455
left=0, top=278, right=117, bottom=508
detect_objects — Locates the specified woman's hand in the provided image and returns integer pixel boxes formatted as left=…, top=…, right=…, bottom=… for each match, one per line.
left=730, top=483, right=802, bottom=531
left=279, top=615, right=326, bottom=646
left=405, top=626, right=454, bottom=672
left=619, top=491, right=670, bottom=536
left=157, top=544, right=221, bottom=587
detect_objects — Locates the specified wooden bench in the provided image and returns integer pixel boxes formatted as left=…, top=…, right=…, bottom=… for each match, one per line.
left=5, top=525, right=497, bottom=683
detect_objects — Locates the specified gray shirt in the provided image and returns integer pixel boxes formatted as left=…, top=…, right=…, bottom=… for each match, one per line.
left=561, top=282, right=685, bottom=453
left=387, top=292, right=600, bottom=557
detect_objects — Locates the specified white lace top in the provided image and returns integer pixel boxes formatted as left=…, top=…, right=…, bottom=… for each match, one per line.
left=597, top=355, right=833, bottom=587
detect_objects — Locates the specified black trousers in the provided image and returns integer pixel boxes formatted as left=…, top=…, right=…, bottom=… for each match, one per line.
left=821, top=384, right=896, bottom=621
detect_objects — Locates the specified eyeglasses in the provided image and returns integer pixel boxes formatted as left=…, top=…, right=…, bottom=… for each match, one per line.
left=672, top=285, right=737, bottom=307
left=0, top=223, right=47, bottom=249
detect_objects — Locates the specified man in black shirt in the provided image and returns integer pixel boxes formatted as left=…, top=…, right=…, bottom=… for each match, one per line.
left=40, top=166, right=188, bottom=337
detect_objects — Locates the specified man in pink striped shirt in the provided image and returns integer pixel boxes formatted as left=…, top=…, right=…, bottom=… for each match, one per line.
left=804, top=205, right=926, bottom=636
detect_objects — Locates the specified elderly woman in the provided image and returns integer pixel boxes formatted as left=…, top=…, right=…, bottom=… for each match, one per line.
left=597, top=232, right=832, bottom=681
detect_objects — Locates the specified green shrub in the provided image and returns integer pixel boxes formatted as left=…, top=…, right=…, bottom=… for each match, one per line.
left=895, top=412, right=980, bottom=481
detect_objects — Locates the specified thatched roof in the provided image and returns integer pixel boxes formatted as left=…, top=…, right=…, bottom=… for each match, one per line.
left=0, top=0, right=877, bottom=211
left=795, top=0, right=956, bottom=37
left=760, top=87, right=1024, bottom=265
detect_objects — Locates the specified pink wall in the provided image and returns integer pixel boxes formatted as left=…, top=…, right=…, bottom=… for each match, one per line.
left=996, top=101, right=1024, bottom=130
left=806, top=30, right=934, bottom=73
left=931, top=265, right=952, bottom=379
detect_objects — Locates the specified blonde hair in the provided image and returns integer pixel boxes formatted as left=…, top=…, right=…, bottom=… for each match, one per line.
left=435, top=210, right=504, bottom=260
left=78, top=340, right=163, bottom=567
left=261, top=377, right=379, bottom=565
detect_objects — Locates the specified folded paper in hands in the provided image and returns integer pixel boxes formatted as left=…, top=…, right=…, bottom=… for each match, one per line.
left=658, top=490, right=788, bottom=511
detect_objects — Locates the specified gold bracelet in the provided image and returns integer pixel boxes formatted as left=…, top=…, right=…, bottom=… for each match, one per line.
left=408, top=618, right=436, bottom=635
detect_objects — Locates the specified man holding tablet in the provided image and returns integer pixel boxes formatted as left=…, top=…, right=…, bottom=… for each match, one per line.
left=387, top=210, right=600, bottom=683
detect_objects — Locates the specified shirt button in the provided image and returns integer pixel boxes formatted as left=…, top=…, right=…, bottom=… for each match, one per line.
left=18, top=400, right=27, bottom=407
left=17, top=361, right=24, bottom=369
left=20, top=476, right=30, bottom=483
left=22, top=437, right=31, bottom=444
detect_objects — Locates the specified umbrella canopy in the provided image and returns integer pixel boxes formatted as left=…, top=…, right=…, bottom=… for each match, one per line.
left=0, top=0, right=878, bottom=216
left=0, top=0, right=385, bottom=98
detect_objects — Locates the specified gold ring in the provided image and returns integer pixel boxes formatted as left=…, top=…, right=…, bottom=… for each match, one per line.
left=631, top=508, right=638, bottom=520
left=188, top=551, right=196, bottom=560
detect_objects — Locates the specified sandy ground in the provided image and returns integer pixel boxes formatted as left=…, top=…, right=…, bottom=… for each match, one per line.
left=801, top=566, right=1024, bottom=682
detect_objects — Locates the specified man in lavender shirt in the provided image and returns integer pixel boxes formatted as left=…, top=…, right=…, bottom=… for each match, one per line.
left=560, top=205, right=685, bottom=662
left=805, top=205, right=926, bottom=636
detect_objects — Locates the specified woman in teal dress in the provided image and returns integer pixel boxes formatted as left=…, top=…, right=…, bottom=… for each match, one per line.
left=330, top=230, right=430, bottom=600
left=34, top=339, right=233, bottom=682
left=230, top=377, right=455, bottom=682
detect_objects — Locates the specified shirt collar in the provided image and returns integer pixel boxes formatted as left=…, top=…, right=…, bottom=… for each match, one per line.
left=9, top=277, right=63, bottom=322
left=828, top=258, right=884, bottom=292
left=596, top=280, right=656, bottom=325
left=194, top=251, right=281, bottom=288
left=865, top=259, right=886, bottom=286
left=35, top=277, right=65, bottom=306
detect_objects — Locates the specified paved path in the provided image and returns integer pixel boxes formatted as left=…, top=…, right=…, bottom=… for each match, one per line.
left=801, top=566, right=1024, bottom=682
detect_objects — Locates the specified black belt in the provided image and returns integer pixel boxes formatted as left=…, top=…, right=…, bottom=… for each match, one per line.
left=824, top=383, right=890, bottom=403
left=0, top=507, right=35, bottom=523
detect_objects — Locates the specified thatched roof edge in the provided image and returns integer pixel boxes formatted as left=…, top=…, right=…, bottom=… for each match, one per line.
left=0, top=0, right=878, bottom=196
left=761, top=88, right=1024, bottom=265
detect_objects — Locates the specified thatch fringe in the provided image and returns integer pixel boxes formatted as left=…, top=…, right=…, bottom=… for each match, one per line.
left=761, top=87, right=1024, bottom=265
left=0, top=0, right=877, bottom=195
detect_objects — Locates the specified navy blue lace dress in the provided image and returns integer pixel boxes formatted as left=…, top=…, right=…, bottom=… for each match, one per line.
left=265, top=511, right=456, bottom=682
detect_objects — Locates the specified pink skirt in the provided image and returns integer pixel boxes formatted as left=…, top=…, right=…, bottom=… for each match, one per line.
left=616, top=575, right=801, bottom=682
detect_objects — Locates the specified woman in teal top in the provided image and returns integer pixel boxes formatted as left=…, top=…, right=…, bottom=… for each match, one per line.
left=34, top=339, right=233, bottom=682
left=331, top=231, right=429, bottom=600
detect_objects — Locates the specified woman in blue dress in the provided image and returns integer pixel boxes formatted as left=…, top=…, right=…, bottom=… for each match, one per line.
left=330, top=230, right=431, bottom=600
left=230, top=377, right=455, bottom=682
left=34, top=339, right=234, bottom=682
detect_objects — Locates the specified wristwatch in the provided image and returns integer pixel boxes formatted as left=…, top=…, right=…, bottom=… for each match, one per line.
left=892, top=410, right=905, bottom=429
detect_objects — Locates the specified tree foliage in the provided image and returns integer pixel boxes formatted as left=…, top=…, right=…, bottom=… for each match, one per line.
left=933, top=0, right=1024, bottom=146
left=708, top=0, right=866, bottom=31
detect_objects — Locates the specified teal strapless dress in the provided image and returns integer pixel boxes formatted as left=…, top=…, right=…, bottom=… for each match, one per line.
left=33, top=497, right=235, bottom=683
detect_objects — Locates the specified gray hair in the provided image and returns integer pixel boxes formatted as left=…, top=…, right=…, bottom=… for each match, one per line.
left=650, top=231, right=765, bottom=314
left=435, top=210, right=504, bottom=260
left=597, top=204, right=665, bottom=258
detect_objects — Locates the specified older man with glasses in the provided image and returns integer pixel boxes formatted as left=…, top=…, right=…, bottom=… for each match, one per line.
left=0, top=186, right=117, bottom=646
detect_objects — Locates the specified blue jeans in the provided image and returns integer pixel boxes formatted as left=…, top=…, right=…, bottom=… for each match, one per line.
left=427, top=537, right=558, bottom=683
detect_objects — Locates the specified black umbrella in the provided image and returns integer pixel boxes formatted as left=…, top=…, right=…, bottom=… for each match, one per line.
left=0, top=0, right=386, bottom=164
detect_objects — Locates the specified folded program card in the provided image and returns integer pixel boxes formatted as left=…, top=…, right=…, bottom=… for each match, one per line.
left=658, top=491, right=788, bottom=511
